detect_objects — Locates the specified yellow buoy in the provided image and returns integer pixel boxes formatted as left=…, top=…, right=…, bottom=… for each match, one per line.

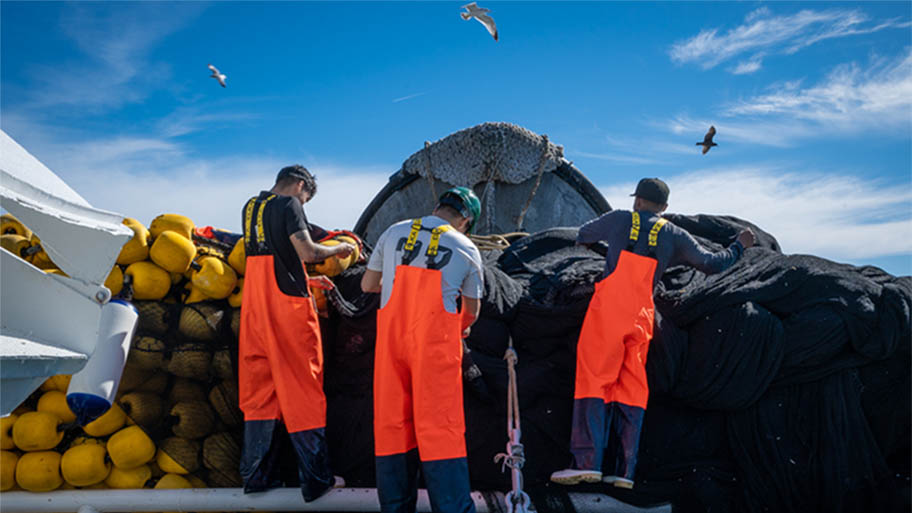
left=1, top=213, right=32, bottom=239
left=106, top=425, right=156, bottom=469
left=61, top=443, right=110, bottom=487
left=149, top=214, right=194, bottom=241
left=82, top=403, right=127, bottom=437
left=28, top=235, right=56, bottom=270
left=118, top=218, right=151, bottom=266
left=154, top=472, right=192, bottom=489
left=104, top=265, right=124, bottom=296
left=228, top=278, right=244, bottom=308
left=150, top=230, right=197, bottom=273
left=105, top=464, right=152, bottom=489
left=40, top=374, right=71, bottom=393
left=36, top=390, right=77, bottom=424
left=1, top=234, right=32, bottom=260
left=125, top=261, right=171, bottom=301
left=227, top=239, right=246, bottom=275
left=15, top=451, right=63, bottom=492
left=1, top=414, right=18, bottom=450
left=191, top=256, right=237, bottom=300
left=0, top=450, right=18, bottom=491
left=12, top=411, right=64, bottom=452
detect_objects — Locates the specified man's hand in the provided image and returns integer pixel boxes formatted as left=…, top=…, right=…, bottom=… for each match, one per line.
left=737, top=229, right=756, bottom=249
left=334, top=242, right=356, bottom=259
left=462, top=326, right=471, bottom=338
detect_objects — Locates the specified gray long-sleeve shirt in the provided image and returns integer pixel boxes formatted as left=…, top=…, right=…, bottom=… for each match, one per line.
left=578, top=210, right=744, bottom=286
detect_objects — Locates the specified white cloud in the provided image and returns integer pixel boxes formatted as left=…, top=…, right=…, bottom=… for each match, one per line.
left=660, top=52, right=912, bottom=146
left=731, top=55, right=763, bottom=75
left=2, top=123, right=393, bottom=234
left=670, top=7, right=910, bottom=72
left=725, top=53, right=912, bottom=127
left=20, top=3, right=205, bottom=112
left=599, top=167, right=912, bottom=260
left=155, top=107, right=262, bottom=138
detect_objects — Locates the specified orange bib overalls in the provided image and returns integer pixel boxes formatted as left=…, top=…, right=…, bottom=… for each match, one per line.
left=570, top=213, right=667, bottom=481
left=238, top=194, right=333, bottom=501
left=374, top=219, right=476, bottom=513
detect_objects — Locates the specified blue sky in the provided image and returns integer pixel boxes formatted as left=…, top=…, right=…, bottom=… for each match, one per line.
left=2, top=1, right=910, bottom=275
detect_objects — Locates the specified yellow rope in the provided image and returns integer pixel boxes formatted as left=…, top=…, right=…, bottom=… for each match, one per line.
left=468, top=232, right=529, bottom=251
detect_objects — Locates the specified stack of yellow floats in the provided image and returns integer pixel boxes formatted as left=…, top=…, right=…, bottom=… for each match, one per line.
left=0, top=212, right=362, bottom=493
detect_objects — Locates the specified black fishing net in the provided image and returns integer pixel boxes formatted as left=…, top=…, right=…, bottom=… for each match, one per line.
left=321, top=214, right=910, bottom=513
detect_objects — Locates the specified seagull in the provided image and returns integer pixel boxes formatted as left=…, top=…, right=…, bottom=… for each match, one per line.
left=697, top=125, right=717, bottom=154
left=461, top=2, right=498, bottom=41
left=208, top=64, right=226, bottom=88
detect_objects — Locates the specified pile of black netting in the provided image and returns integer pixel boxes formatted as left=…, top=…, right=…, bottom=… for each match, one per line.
left=321, top=213, right=911, bottom=513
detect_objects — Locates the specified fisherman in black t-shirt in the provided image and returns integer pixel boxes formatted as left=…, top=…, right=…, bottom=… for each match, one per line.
left=238, top=165, right=355, bottom=501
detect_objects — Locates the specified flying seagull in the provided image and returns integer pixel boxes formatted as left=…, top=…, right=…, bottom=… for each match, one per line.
left=208, top=64, right=226, bottom=88
left=697, top=125, right=717, bottom=154
left=461, top=2, right=498, bottom=41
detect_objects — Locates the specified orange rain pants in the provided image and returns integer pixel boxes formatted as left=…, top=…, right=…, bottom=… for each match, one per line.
left=238, top=254, right=332, bottom=501
left=570, top=249, right=656, bottom=477
left=374, top=265, right=466, bottom=460
left=239, top=254, right=326, bottom=431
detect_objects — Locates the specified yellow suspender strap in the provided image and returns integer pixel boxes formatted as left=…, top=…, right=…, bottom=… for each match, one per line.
left=243, top=197, right=257, bottom=248
left=255, top=195, right=276, bottom=246
left=629, top=212, right=641, bottom=244
left=426, top=225, right=451, bottom=256
left=648, top=218, right=668, bottom=247
left=404, top=219, right=422, bottom=252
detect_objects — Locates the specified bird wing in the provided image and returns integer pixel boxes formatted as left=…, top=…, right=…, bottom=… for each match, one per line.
left=702, top=144, right=710, bottom=154
left=208, top=64, right=219, bottom=74
left=702, top=126, right=716, bottom=144
left=462, top=2, right=477, bottom=11
left=476, top=14, right=497, bottom=39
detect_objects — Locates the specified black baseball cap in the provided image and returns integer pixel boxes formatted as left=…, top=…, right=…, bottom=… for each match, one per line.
left=630, top=178, right=669, bottom=204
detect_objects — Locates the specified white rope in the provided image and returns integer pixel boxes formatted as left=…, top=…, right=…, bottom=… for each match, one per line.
left=493, top=339, right=531, bottom=513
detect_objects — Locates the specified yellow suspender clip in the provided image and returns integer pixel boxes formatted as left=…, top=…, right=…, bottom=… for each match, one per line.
left=404, top=218, right=422, bottom=252
left=648, top=218, right=668, bottom=247
left=427, top=225, right=451, bottom=256
left=629, top=212, right=641, bottom=244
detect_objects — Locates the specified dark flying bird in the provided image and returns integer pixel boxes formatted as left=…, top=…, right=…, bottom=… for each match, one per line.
left=461, top=2, right=498, bottom=41
left=208, top=64, right=227, bottom=88
left=697, top=125, right=717, bottom=154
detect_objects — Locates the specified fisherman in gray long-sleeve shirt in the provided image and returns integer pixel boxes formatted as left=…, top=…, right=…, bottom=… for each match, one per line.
left=552, top=177, right=755, bottom=489
left=578, top=199, right=751, bottom=285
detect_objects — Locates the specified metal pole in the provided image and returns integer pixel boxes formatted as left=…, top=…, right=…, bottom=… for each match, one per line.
left=0, top=488, right=503, bottom=513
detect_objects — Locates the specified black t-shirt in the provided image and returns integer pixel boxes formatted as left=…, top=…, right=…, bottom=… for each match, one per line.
left=242, top=191, right=311, bottom=297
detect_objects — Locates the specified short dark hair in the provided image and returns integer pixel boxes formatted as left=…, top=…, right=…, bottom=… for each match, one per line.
left=275, top=165, right=317, bottom=196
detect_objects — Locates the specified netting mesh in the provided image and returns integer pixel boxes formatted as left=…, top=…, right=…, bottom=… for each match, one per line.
left=401, top=122, right=565, bottom=186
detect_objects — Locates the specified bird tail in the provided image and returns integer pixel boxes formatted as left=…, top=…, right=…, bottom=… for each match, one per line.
left=460, top=12, right=471, bottom=20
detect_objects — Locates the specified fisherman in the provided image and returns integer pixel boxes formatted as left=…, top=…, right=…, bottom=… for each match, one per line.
left=238, top=165, right=355, bottom=501
left=551, top=177, right=756, bottom=489
left=361, top=187, right=484, bottom=513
